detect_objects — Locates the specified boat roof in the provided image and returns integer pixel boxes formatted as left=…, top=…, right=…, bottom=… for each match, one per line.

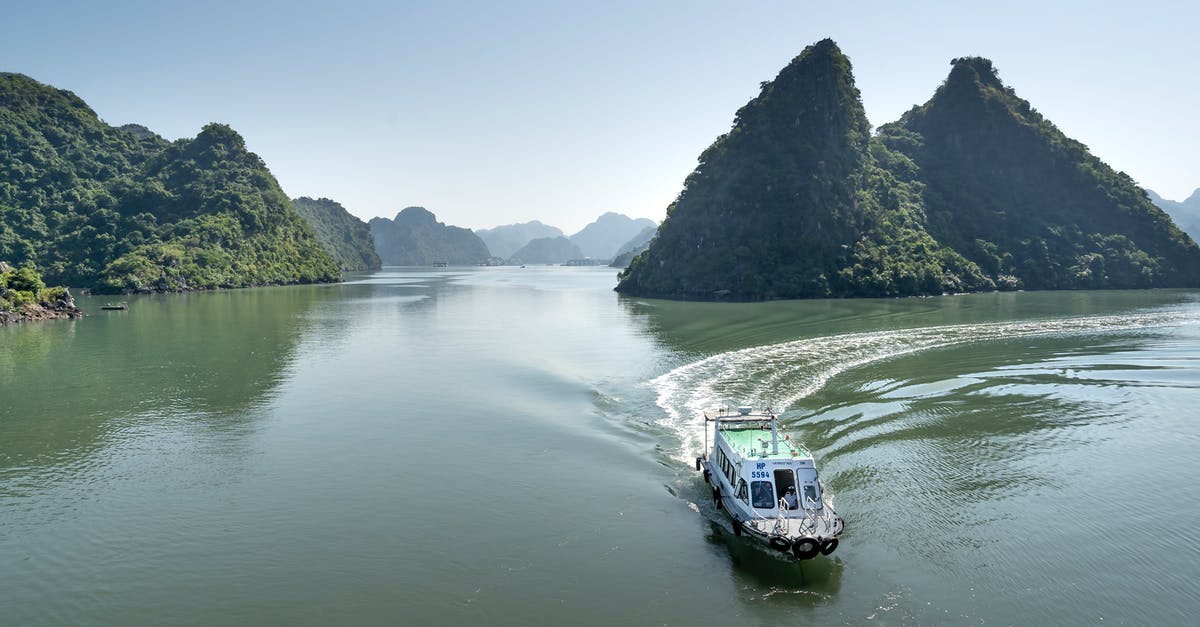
left=718, top=423, right=812, bottom=461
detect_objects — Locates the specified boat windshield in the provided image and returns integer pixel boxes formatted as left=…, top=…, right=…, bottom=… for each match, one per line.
left=750, top=480, right=775, bottom=509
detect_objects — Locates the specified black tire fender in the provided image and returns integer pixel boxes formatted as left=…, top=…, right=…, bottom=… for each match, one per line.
left=769, top=536, right=790, bottom=552
left=791, top=537, right=820, bottom=560
left=732, top=518, right=742, bottom=537
left=819, top=538, right=839, bottom=556
left=713, top=487, right=722, bottom=509
left=703, top=469, right=711, bottom=485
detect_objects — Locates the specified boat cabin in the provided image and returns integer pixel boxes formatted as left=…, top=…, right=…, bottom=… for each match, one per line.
left=709, top=407, right=823, bottom=514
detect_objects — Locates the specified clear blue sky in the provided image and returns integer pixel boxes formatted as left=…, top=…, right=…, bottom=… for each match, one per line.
left=5, top=1, right=1197, bottom=233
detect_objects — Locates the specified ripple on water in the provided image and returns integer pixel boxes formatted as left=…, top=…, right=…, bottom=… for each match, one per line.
left=648, top=308, right=1200, bottom=622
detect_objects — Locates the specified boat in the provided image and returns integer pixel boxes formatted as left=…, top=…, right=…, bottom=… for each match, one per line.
left=100, top=302, right=127, bottom=310
left=696, top=406, right=844, bottom=560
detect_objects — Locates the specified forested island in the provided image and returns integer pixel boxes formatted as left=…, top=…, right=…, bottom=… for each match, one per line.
left=616, top=40, right=1200, bottom=300
left=0, top=73, right=340, bottom=293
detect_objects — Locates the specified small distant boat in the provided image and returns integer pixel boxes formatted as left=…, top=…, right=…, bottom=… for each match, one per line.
left=697, top=406, right=844, bottom=560
left=100, top=302, right=127, bottom=310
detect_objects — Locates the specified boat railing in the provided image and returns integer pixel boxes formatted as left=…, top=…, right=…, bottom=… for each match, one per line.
left=772, top=498, right=790, bottom=535
left=800, top=496, right=845, bottom=536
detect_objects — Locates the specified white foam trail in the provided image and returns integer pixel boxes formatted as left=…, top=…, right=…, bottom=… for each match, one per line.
left=651, top=311, right=1193, bottom=464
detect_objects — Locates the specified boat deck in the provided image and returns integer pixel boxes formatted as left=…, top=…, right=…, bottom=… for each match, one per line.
left=719, top=426, right=811, bottom=460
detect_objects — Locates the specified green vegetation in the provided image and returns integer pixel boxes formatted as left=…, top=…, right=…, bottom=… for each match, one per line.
left=617, top=42, right=1200, bottom=300
left=877, top=57, right=1200, bottom=291
left=0, top=73, right=340, bottom=293
left=369, top=207, right=490, bottom=265
left=0, top=263, right=72, bottom=318
left=292, top=197, right=381, bottom=271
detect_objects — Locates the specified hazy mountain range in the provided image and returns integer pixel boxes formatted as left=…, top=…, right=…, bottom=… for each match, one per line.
left=475, top=221, right=564, bottom=259
left=1148, top=189, right=1200, bottom=243
left=476, top=212, right=657, bottom=263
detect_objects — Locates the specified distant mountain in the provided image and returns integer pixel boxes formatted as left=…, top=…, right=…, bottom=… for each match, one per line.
left=616, top=41, right=1200, bottom=300
left=507, top=236, right=584, bottom=265
left=292, top=197, right=381, bottom=271
left=475, top=220, right=563, bottom=259
left=1148, top=189, right=1200, bottom=243
left=609, top=225, right=657, bottom=268
left=0, top=72, right=340, bottom=292
left=569, top=212, right=657, bottom=260
left=369, top=207, right=490, bottom=265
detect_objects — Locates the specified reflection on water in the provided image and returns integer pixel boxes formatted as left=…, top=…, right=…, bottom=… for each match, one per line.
left=706, top=520, right=844, bottom=598
left=0, top=285, right=341, bottom=505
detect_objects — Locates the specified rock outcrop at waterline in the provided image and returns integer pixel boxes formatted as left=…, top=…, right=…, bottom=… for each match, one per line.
left=615, top=40, right=1200, bottom=301
left=0, top=262, right=83, bottom=324
left=0, top=294, right=83, bottom=324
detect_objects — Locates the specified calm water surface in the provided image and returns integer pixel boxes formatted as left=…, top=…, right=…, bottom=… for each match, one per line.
left=2, top=267, right=1198, bottom=625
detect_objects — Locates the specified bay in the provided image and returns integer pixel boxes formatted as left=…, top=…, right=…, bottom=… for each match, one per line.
left=2, top=266, right=1198, bottom=625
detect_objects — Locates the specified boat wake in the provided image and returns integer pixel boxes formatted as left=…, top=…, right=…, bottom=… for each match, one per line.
left=650, top=311, right=1192, bottom=465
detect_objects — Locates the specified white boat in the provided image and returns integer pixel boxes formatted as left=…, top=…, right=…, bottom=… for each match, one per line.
left=696, top=406, right=844, bottom=559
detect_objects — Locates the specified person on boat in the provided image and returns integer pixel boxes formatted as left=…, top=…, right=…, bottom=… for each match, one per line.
left=751, top=481, right=775, bottom=508
left=783, top=485, right=799, bottom=510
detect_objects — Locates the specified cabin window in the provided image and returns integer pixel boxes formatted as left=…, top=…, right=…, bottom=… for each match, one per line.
left=751, top=481, right=775, bottom=509
left=803, top=484, right=819, bottom=507
left=736, top=480, right=748, bottom=504
left=717, top=448, right=735, bottom=484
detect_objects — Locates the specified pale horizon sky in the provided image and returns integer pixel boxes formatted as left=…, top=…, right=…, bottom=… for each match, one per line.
left=5, top=1, right=1197, bottom=234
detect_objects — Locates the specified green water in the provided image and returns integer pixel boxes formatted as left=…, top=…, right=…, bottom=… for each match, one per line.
left=2, top=267, right=1198, bottom=625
